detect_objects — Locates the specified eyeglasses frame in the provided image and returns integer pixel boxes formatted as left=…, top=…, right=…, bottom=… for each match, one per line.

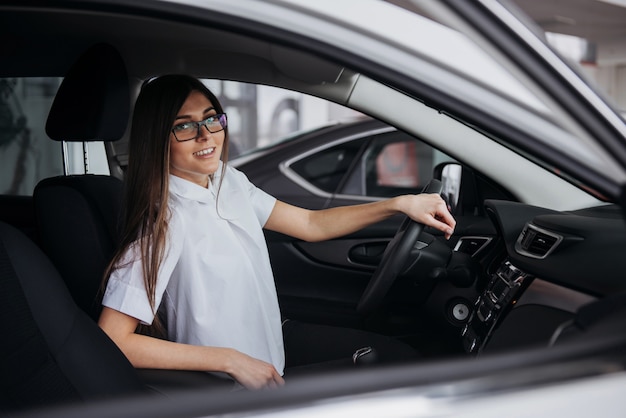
left=171, top=113, right=228, bottom=142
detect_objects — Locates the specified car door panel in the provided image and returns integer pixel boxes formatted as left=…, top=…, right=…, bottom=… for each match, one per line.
left=267, top=168, right=508, bottom=326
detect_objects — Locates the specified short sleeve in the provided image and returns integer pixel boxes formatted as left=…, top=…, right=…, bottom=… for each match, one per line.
left=101, top=210, right=185, bottom=324
left=226, top=166, right=276, bottom=226
left=250, top=186, right=277, bottom=227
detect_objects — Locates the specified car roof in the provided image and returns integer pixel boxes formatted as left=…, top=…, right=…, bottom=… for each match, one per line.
left=0, top=3, right=348, bottom=93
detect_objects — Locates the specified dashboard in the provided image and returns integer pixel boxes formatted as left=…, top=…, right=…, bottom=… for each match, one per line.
left=460, top=200, right=626, bottom=355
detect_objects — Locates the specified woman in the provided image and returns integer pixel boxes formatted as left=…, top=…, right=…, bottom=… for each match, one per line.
left=98, top=75, right=456, bottom=390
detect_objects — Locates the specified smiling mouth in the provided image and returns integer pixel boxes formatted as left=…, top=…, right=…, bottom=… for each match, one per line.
left=193, top=147, right=215, bottom=157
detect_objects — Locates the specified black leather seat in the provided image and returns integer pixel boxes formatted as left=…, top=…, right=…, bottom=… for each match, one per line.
left=550, top=292, right=626, bottom=347
left=30, top=44, right=233, bottom=395
left=0, top=221, right=145, bottom=412
left=34, top=175, right=123, bottom=321
left=33, top=43, right=128, bottom=321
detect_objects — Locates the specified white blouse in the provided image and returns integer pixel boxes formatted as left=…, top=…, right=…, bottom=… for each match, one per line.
left=102, top=165, right=285, bottom=374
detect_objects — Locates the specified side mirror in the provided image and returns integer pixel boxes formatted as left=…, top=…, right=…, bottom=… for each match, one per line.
left=435, top=162, right=462, bottom=214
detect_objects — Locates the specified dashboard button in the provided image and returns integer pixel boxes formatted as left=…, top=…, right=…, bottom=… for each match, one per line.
left=452, top=302, right=470, bottom=321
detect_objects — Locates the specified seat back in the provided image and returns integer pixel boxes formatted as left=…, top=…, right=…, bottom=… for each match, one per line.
left=34, top=43, right=129, bottom=320
left=0, top=221, right=144, bottom=412
left=550, top=292, right=626, bottom=346
left=34, top=175, right=123, bottom=320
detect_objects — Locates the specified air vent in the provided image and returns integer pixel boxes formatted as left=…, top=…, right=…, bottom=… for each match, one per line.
left=515, top=223, right=563, bottom=259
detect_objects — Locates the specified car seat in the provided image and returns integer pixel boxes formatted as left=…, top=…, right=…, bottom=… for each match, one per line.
left=0, top=221, right=145, bottom=412
left=29, top=44, right=234, bottom=395
left=33, top=43, right=127, bottom=321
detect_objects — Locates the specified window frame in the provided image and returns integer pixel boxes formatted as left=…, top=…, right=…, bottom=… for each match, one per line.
left=280, top=125, right=453, bottom=202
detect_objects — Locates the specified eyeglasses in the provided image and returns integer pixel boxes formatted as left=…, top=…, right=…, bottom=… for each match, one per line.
left=171, top=113, right=228, bottom=142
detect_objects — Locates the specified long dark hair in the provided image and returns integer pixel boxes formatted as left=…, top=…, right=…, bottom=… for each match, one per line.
left=104, top=75, right=229, bottom=334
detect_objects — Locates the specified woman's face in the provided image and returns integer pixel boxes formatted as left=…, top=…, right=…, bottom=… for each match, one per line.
left=169, top=90, right=225, bottom=188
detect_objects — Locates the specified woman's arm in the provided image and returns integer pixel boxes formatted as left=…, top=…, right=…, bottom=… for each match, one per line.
left=264, top=193, right=455, bottom=242
left=98, top=307, right=284, bottom=390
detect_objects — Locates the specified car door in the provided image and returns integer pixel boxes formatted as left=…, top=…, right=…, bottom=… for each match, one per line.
left=261, top=123, right=505, bottom=328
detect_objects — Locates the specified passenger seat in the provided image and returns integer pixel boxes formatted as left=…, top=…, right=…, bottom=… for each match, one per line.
left=0, top=221, right=146, bottom=412
left=33, top=43, right=128, bottom=321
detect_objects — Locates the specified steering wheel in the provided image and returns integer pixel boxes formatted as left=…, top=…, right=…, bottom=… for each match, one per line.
left=356, top=179, right=443, bottom=315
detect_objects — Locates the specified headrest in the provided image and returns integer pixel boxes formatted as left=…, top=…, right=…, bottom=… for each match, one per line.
left=46, top=43, right=130, bottom=142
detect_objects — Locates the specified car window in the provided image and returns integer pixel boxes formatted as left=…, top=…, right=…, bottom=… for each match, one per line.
left=289, top=136, right=367, bottom=194
left=288, top=128, right=456, bottom=199
left=201, top=79, right=362, bottom=158
left=0, top=77, right=110, bottom=196
left=0, top=77, right=63, bottom=195
left=342, top=131, right=455, bottom=198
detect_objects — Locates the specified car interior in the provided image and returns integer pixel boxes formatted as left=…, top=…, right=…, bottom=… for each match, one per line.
left=2, top=2, right=626, bottom=416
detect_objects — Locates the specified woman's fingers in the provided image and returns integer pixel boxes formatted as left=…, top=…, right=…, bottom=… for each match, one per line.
left=228, top=351, right=285, bottom=390
left=406, top=193, right=456, bottom=239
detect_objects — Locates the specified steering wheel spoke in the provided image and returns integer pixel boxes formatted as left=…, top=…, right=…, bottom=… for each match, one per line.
left=357, top=179, right=443, bottom=315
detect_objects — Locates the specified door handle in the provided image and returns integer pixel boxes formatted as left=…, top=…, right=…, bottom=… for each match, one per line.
left=348, top=242, right=388, bottom=266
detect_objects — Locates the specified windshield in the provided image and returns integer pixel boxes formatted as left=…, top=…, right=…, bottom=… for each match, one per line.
left=273, top=0, right=626, bottom=193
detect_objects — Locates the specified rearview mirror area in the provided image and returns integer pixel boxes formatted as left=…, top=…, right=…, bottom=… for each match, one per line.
left=435, top=162, right=462, bottom=214
left=441, top=163, right=462, bottom=214
left=434, top=162, right=516, bottom=217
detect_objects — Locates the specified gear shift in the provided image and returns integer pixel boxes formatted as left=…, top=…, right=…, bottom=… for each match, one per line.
left=352, top=346, right=378, bottom=366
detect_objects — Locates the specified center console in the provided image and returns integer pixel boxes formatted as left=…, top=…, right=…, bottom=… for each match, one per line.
left=461, top=260, right=531, bottom=354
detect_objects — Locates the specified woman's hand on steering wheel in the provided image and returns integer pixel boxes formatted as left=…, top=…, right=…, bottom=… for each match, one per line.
left=356, top=179, right=455, bottom=315
left=397, top=192, right=456, bottom=239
